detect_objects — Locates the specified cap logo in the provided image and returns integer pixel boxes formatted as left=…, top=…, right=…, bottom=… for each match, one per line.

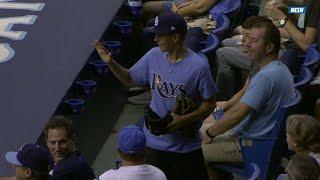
left=18, top=143, right=28, bottom=153
left=154, top=16, right=159, bottom=26
left=170, top=26, right=176, bottom=30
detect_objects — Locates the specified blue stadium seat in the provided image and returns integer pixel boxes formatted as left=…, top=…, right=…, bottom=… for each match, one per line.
left=280, top=49, right=302, bottom=76
left=209, top=0, right=241, bottom=32
left=301, top=44, right=320, bottom=74
left=185, top=27, right=207, bottom=53
left=294, top=66, right=313, bottom=90
left=209, top=0, right=241, bottom=18
left=211, top=14, right=230, bottom=40
left=199, top=32, right=220, bottom=60
left=211, top=90, right=302, bottom=180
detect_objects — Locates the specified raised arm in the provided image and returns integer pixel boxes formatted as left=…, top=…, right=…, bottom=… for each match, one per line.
left=265, top=4, right=318, bottom=51
left=94, top=42, right=137, bottom=87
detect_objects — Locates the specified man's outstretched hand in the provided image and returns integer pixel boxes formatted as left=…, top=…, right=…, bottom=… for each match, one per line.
left=93, top=41, right=113, bottom=63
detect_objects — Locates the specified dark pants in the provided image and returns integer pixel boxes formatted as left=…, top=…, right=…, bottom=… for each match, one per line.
left=146, top=147, right=209, bottom=180
left=279, top=49, right=303, bottom=77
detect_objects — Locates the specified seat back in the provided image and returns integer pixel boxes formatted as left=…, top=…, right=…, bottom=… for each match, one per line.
left=280, top=49, right=302, bottom=76
left=240, top=138, right=275, bottom=180
left=271, top=90, right=302, bottom=137
left=294, top=66, right=313, bottom=90
left=302, top=44, right=320, bottom=74
left=198, top=32, right=219, bottom=67
left=209, top=0, right=241, bottom=18
left=212, top=14, right=230, bottom=40
left=240, top=89, right=302, bottom=180
left=210, top=0, right=240, bottom=33
left=199, top=32, right=220, bottom=59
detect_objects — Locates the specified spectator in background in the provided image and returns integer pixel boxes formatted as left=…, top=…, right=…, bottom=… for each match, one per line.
left=99, top=125, right=167, bottom=180
left=221, top=16, right=272, bottom=48
left=44, top=116, right=96, bottom=180
left=277, top=115, right=320, bottom=180
left=5, top=143, right=51, bottom=180
left=286, top=115, right=320, bottom=164
left=233, top=0, right=299, bottom=40
left=277, top=153, right=320, bottom=180
left=201, top=21, right=296, bottom=179
left=265, top=0, right=320, bottom=51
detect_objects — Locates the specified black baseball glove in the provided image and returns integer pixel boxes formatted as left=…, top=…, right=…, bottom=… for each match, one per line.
left=144, top=94, right=198, bottom=138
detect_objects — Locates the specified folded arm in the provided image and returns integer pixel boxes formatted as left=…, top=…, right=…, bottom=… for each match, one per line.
left=176, top=0, right=218, bottom=17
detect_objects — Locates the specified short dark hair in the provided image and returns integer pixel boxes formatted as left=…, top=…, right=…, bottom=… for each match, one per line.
left=117, top=148, right=145, bottom=162
left=20, top=167, right=49, bottom=180
left=31, top=169, right=50, bottom=180
left=251, top=21, right=281, bottom=53
left=242, top=16, right=272, bottom=29
left=44, top=116, right=75, bottom=139
left=286, top=153, right=320, bottom=180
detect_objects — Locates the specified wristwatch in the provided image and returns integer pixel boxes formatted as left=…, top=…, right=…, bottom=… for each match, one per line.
left=278, top=17, right=288, bottom=27
left=206, top=127, right=216, bottom=139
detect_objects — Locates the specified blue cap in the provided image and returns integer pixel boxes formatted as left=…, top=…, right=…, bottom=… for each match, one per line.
left=146, top=12, right=187, bottom=34
left=118, top=125, right=146, bottom=154
left=5, top=143, right=50, bottom=172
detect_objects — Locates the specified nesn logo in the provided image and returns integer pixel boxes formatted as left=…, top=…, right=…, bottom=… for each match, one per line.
left=288, top=6, right=306, bottom=14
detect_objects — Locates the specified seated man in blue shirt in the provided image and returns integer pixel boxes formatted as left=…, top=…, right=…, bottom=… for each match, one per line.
left=201, top=21, right=296, bottom=178
left=44, top=116, right=96, bottom=180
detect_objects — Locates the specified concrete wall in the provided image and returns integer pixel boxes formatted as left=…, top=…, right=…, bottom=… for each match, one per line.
left=0, top=0, right=123, bottom=175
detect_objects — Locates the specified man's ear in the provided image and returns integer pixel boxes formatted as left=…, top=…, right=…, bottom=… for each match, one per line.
left=24, top=167, right=32, bottom=178
left=71, top=134, right=76, bottom=146
left=266, top=42, right=275, bottom=54
left=71, top=136, right=77, bottom=150
left=173, top=34, right=180, bottom=43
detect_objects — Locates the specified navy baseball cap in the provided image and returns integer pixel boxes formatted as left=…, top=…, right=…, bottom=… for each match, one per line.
left=5, top=143, right=50, bottom=172
left=146, top=12, right=187, bottom=35
left=118, top=125, right=146, bottom=154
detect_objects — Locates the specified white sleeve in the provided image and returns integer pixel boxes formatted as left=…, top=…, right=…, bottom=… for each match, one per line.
left=99, top=170, right=119, bottom=180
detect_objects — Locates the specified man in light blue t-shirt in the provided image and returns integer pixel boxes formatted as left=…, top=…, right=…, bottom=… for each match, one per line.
left=202, top=21, right=296, bottom=169
left=95, top=12, right=217, bottom=180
